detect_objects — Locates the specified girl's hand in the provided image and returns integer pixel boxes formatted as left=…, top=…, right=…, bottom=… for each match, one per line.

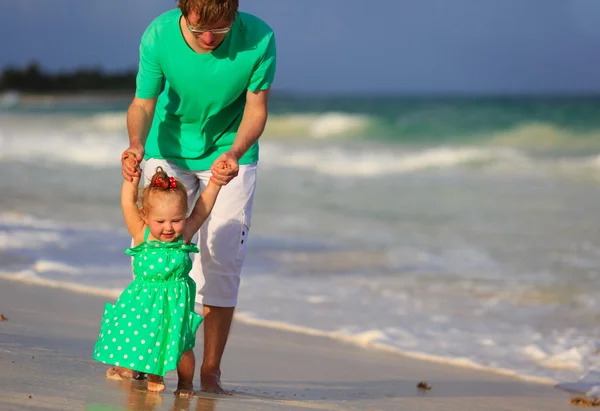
left=209, top=161, right=231, bottom=186
left=122, top=154, right=141, bottom=182
left=121, top=146, right=144, bottom=181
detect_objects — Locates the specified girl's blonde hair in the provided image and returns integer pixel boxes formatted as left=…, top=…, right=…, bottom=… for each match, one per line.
left=140, top=167, right=188, bottom=212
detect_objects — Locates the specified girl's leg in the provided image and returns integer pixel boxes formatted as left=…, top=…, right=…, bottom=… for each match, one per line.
left=175, top=350, right=196, bottom=397
left=147, top=374, right=166, bottom=392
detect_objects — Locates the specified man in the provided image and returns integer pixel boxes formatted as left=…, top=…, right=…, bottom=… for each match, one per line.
left=119, top=0, right=276, bottom=394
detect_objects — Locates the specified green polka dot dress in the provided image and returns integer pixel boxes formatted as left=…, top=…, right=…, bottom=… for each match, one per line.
left=93, top=227, right=203, bottom=376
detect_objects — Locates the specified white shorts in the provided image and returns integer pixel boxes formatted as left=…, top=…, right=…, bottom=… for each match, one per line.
left=143, top=158, right=257, bottom=307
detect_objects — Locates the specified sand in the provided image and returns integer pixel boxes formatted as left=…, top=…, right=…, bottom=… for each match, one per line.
left=0, top=278, right=574, bottom=410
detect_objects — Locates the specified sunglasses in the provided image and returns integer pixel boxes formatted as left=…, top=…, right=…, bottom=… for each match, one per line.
left=185, top=17, right=232, bottom=35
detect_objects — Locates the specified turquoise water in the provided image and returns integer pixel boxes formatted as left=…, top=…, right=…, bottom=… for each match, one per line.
left=2, top=92, right=600, bottom=387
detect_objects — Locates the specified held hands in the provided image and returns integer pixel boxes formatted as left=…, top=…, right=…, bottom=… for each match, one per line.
left=210, top=151, right=239, bottom=186
left=121, top=144, right=144, bottom=181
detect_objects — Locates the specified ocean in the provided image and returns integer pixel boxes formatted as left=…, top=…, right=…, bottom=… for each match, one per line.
left=2, top=92, right=600, bottom=390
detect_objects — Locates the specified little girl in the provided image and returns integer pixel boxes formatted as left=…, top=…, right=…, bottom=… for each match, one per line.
left=93, top=162, right=222, bottom=396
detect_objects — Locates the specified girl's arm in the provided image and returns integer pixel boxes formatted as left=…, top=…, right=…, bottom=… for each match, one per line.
left=183, top=179, right=222, bottom=241
left=121, top=173, right=145, bottom=243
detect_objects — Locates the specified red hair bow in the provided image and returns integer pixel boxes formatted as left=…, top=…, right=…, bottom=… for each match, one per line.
left=152, top=177, right=177, bottom=189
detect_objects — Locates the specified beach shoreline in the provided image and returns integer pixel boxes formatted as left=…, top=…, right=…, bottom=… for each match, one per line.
left=0, top=277, right=574, bottom=411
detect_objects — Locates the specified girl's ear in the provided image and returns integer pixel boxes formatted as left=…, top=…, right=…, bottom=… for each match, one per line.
left=141, top=208, right=149, bottom=224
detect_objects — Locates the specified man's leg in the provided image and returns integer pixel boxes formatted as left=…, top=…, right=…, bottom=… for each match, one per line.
left=201, top=305, right=235, bottom=394
left=191, top=163, right=257, bottom=394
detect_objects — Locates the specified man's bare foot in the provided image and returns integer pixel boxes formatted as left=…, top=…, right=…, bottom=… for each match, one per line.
left=200, top=371, right=231, bottom=395
left=147, top=375, right=166, bottom=393
left=106, top=366, right=140, bottom=380
left=174, top=381, right=195, bottom=398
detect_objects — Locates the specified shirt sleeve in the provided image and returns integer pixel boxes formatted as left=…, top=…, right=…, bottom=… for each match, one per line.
left=135, top=29, right=164, bottom=99
left=247, top=32, right=277, bottom=92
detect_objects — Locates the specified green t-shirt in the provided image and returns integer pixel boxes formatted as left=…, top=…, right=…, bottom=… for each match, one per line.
left=136, top=9, right=276, bottom=170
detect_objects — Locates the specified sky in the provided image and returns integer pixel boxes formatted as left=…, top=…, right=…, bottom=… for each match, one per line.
left=1, top=0, right=600, bottom=94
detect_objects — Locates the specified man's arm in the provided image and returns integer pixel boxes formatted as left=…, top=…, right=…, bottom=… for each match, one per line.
left=122, top=96, right=157, bottom=181
left=210, top=88, right=270, bottom=184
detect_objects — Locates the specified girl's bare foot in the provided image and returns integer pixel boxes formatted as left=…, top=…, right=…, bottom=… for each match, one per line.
left=174, top=381, right=195, bottom=398
left=147, top=375, right=166, bottom=392
left=106, top=366, right=140, bottom=380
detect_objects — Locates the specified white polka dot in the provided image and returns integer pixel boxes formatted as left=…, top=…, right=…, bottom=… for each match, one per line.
left=150, top=265, right=154, bottom=269
left=134, top=331, right=139, bottom=335
left=156, top=342, right=160, bottom=346
left=128, top=322, right=132, bottom=327
left=104, top=345, right=108, bottom=350
left=171, top=259, right=175, bottom=263
left=148, top=349, right=152, bottom=353
left=159, top=310, right=163, bottom=314
left=165, top=267, right=170, bottom=272
left=158, top=258, right=163, bottom=262
left=110, top=354, right=114, bottom=358
left=136, top=315, right=141, bottom=319
left=126, top=338, right=130, bottom=343
left=141, top=340, right=146, bottom=344
left=115, top=322, right=119, bottom=326
left=180, top=303, right=184, bottom=307
left=132, top=347, right=137, bottom=352
left=117, top=346, right=122, bottom=351
left=108, top=330, right=112, bottom=334
left=146, top=365, right=150, bottom=370
left=116, top=362, right=120, bottom=366
left=169, top=356, right=173, bottom=361
left=150, top=333, right=155, bottom=337
left=112, top=338, right=117, bottom=342
left=143, top=324, right=148, bottom=328
left=121, top=304, right=125, bottom=307
left=139, top=356, right=144, bottom=360
left=151, top=318, right=155, bottom=322
left=120, top=330, right=124, bottom=334
left=122, top=314, right=126, bottom=319
left=131, top=308, right=136, bottom=312
left=130, top=363, right=135, bottom=367
left=124, top=354, right=128, bottom=359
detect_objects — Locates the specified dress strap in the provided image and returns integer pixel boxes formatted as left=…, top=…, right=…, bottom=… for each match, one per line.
left=144, top=226, right=150, bottom=242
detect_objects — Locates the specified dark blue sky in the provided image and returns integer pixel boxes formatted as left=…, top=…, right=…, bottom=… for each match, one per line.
left=2, top=0, right=600, bottom=94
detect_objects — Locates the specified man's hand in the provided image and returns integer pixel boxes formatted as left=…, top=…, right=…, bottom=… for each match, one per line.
left=210, top=151, right=239, bottom=185
left=121, top=144, right=145, bottom=181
